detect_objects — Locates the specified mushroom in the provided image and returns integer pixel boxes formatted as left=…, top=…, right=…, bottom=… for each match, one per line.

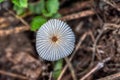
left=36, top=19, right=75, bottom=61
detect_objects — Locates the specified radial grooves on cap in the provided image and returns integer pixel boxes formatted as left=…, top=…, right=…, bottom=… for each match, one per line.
left=36, top=19, right=75, bottom=61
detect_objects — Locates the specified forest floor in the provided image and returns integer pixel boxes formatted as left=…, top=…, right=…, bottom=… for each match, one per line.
left=0, top=0, right=120, bottom=80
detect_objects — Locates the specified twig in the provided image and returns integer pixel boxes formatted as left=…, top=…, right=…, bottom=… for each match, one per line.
left=103, top=23, right=120, bottom=30
left=0, top=70, right=28, bottom=79
left=0, top=10, right=96, bottom=37
left=97, top=72, right=120, bottom=80
left=20, top=11, right=32, bottom=18
left=64, top=57, right=77, bottom=80
left=59, top=1, right=91, bottom=15
left=91, top=23, right=120, bottom=64
left=80, top=57, right=111, bottom=80
left=90, top=0, right=105, bottom=64
left=92, top=29, right=104, bottom=63
left=102, top=0, right=120, bottom=11
left=0, top=26, right=29, bottom=37
left=8, top=10, right=30, bottom=27
left=57, top=32, right=91, bottom=80
left=60, top=10, right=95, bottom=21
left=0, top=17, right=10, bottom=29
left=0, top=10, right=30, bottom=37
left=49, top=72, right=53, bottom=80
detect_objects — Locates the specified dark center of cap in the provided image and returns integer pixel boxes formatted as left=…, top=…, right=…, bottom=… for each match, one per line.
left=51, top=36, right=58, bottom=42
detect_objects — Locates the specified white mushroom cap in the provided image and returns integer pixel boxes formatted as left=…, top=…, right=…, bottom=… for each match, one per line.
left=36, top=19, right=75, bottom=61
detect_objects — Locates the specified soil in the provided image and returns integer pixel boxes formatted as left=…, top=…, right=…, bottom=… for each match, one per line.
left=0, top=0, right=120, bottom=80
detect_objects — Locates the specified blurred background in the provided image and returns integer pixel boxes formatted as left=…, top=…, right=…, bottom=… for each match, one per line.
left=0, top=0, right=120, bottom=80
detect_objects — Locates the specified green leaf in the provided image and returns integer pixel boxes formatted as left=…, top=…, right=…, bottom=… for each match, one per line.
left=53, top=59, right=63, bottom=79
left=12, top=0, right=19, bottom=7
left=0, top=0, right=4, bottom=3
left=42, top=9, right=52, bottom=17
left=42, top=0, right=59, bottom=17
left=19, top=0, right=27, bottom=7
left=12, top=0, right=28, bottom=8
left=46, top=0, right=59, bottom=14
left=29, top=0, right=45, bottom=14
left=52, top=13, right=61, bottom=18
left=13, top=5, right=25, bottom=15
left=30, top=16, right=47, bottom=31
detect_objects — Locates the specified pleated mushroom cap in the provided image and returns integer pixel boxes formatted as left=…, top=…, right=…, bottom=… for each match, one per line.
left=36, top=19, right=75, bottom=61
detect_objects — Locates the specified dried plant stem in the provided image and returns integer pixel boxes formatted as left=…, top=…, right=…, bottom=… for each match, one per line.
left=59, top=1, right=91, bottom=15
left=60, top=10, right=95, bottom=21
left=0, top=10, right=96, bottom=37
left=0, top=70, right=28, bottom=79
left=97, top=72, right=120, bottom=80
left=0, top=10, right=30, bottom=37
left=65, top=57, right=77, bottom=80
left=49, top=72, right=53, bottom=80
left=80, top=57, right=111, bottom=80
left=8, top=10, right=30, bottom=27
left=91, top=23, right=120, bottom=63
left=0, top=26, right=29, bottom=36
left=103, top=23, right=120, bottom=30
left=57, top=32, right=90, bottom=80
left=102, top=0, right=120, bottom=11
left=92, top=29, right=104, bottom=63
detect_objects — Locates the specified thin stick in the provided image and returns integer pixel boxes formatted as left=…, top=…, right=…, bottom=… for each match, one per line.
left=0, top=10, right=96, bottom=37
left=60, top=10, right=95, bottom=21
left=0, top=70, right=28, bottom=79
left=57, top=33, right=88, bottom=80
left=102, top=0, right=120, bottom=11
left=80, top=57, right=111, bottom=80
left=103, top=23, right=120, bottom=30
left=91, top=22, right=120, bottom=64
left=92, top=29, right=104, bottom=63
left=97, top=72, right=120, bottom=80
left=90, top=2, right=105, bottom=64
left=64, top=57, right=77, bottom=80
left=59, top=1, right=91, bottom=15
left=0, top=26, right=29, bottom=36
left=8, top=10, right=30, bottom=27
left=49, top=72, right=53, bottom=80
